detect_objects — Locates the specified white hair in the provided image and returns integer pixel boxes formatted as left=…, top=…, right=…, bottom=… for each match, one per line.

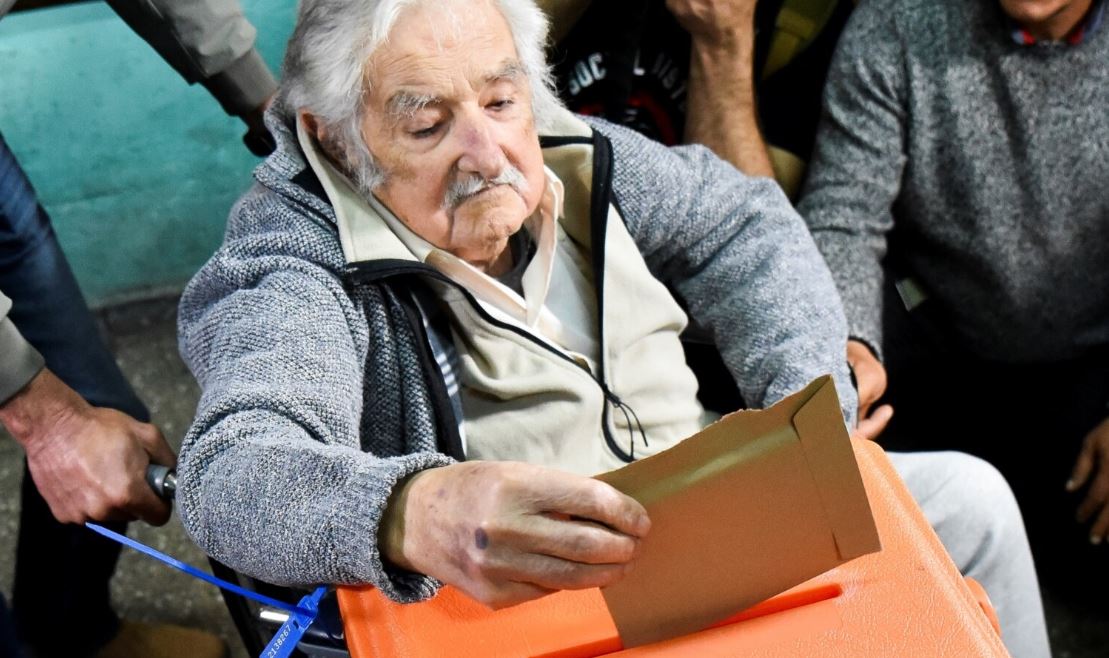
left=280, top=0, right=564, bottom=194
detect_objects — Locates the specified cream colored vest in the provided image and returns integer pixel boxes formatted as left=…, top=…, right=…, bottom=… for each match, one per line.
left=303, top=112, right=708, bottom=477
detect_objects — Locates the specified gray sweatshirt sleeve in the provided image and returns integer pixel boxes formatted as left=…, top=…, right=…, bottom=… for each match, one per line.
left=104, top=0, right=277, bottom=117
left=795, top=0, right=908, bottom=358
left=176, top=191, right=450, bottom=596
left=0, top=290, right=45, bottom=405
left=589, top=118, right=858, bottom=426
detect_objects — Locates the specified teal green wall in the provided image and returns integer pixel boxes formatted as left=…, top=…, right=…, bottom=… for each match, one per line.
left=0, top=0, right=297, bottom=305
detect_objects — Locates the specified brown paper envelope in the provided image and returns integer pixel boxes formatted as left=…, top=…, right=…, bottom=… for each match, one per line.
left=597, top=375, right=881, bottom=647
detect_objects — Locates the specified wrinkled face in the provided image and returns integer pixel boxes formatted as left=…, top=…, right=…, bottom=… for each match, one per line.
left=360, top=0, right=547, bottom=273
left=998, top=0, right=1092, bottom=37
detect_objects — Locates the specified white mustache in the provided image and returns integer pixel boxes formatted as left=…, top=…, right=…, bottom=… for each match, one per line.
left=443, top=166, right=528, bottom=210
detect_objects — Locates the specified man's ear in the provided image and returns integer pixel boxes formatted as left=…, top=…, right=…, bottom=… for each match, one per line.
left=298, top=110, right=328, bottom=143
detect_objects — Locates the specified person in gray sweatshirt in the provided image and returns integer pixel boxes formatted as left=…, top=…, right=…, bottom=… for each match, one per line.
left=798, top=0, right=1109, bottom=603
left=178, top=1, right=1048, bottom=655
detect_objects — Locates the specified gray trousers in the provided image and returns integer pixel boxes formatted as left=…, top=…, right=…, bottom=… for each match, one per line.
left=891, top=451, right=1051, bottom=658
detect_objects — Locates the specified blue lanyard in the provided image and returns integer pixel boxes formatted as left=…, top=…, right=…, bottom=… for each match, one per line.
left=86, top=523, right=328, bottom=658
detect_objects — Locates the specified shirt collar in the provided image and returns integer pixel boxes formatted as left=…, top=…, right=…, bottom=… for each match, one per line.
left=386, top=169, right=564, bottom=328
left=295, top=116, right=565, bottom=329
left=1010, top=0, right=1105, bottom=45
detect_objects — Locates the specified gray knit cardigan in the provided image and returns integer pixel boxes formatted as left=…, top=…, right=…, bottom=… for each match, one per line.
left=176, top=108, right=856, bottom=601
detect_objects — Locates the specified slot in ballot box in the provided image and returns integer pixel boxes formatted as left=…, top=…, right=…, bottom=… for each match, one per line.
left=337, top=440, right=1009, bottom=657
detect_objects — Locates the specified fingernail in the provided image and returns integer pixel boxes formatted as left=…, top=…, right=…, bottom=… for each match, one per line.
left=1091, top=535, right=1102, bottom=546
left=1065, top=479, right=1077, bottom=492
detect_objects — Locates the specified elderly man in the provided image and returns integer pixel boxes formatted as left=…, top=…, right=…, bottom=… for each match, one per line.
left=177, top=1, right=1046, bottom=654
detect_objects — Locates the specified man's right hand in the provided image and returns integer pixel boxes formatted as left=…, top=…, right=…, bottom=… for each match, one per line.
left=665, top=0, right=759, bottom=46
left=381, top=461, right=651, bottom=609
left=0, top=369, right=175, bottom=526
left=847, top=339, right=893, bottom=441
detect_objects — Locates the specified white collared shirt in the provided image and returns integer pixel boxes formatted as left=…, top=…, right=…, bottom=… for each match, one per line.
left=369, top=170, right=600, bottom=371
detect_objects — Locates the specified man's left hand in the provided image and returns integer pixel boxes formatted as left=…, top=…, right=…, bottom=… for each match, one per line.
left=847, top=339, right=893, bottom=441
left=1069, top=417, right=1109, bottom=544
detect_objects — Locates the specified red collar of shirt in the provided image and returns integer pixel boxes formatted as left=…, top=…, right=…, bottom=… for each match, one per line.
left=1011, top=0, right=1105, bottom=45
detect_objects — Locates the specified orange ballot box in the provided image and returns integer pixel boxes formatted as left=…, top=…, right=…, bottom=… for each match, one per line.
left=338, top=380, right=1009, bottom=658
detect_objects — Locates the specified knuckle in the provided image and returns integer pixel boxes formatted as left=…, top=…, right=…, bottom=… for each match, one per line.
left=483, top=472, right=512, bottom=502
left=464, top=540, right=496, bottom=576
left=470, top=549, right=492, bottom=571
left=570, top=564, right=620, bottom=589
left=54, top=506, right=79, bottom=525
left=592, top=486, right=623, bottom=517
left=591, top=566, right=626, bottom=588
left=567, top=532, right=598, bottom=557
left=612, top=536, right=638, bottom=562
left=474, top=518, right=502, bottom=545
left=560, top=565, right=591, bottom=589
left=88, top=500, right=112, bottom=521
left=107, top=483, right=135, bottom=510
left=627, top=507, right=650, bottom=535
left=109, top=492, right=133, bottom=513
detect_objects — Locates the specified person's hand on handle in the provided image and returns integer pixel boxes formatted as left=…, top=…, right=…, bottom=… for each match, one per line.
left=382, top=461, right=651, bottom=608
left=0, top=369, right=175, bottom=526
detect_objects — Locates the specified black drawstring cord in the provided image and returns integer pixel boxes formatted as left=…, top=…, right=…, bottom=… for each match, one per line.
left=606, top=390, right=649, bottom=459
